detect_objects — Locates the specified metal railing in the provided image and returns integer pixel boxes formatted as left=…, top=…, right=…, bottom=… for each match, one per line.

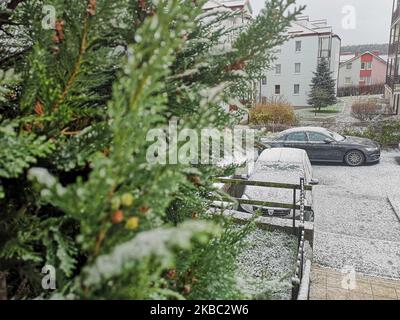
left=386, top=75, right=400, bottom=90
left=291, top=178, right=306, bottom=300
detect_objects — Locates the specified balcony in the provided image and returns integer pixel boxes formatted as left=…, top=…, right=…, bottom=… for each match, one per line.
left=393, top=5, right=400, bottom=23
left=386, top=75, right=400, bottom=90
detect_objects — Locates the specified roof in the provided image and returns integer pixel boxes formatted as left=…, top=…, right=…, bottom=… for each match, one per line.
left=258, top=148, right=307, bottom=164
left=286, top=16, right=340, bottom=40
left=340, top=51, right=388, bottom=66
left=202, top=0, right=253, bottom=13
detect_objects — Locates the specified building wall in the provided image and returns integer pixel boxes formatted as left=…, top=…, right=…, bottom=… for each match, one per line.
left=371, top=58, right=388, bottom=84
left=338, top=58, right=361, bottom=87
left=384, top=0, right=400, bottom=114
left=202, top=3, right=252, bottom=53
left=330, top=36, right=341, bottom=91
left=338, top=54, right=387, bottom=87
left=259, top=35, right=340, bottom=107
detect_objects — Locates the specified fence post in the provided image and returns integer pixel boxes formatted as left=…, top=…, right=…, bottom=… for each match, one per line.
left=292, top=187, right=296, bottom=234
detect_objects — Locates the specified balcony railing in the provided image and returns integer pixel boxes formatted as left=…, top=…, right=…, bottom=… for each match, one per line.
left=386, top=75, right=400, bottom=89
left=393, top=5, right=400, bottom=22
left=388, top=42, right=399, bottom=56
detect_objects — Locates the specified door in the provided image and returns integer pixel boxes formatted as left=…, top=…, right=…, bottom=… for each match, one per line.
left=283, top=132, right=310, bottom=156
left=306, top=131, right=342, bottom=161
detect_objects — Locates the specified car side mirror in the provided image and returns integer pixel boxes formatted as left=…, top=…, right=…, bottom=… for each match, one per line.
left=310, top=179, right=319, bottom=186
left=324, top=138, right=334, bottom=144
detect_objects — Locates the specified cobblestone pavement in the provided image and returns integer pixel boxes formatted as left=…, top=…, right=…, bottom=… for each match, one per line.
left=310, top=265, right=400, bottom=300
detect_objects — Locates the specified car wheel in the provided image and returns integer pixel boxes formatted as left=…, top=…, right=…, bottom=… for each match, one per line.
left=344, top=150, right=365, bottom=167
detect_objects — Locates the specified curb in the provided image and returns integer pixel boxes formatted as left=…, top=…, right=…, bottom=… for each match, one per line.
left=298, top=259, right=312, bottom=300
left=387, top=196, right=400, bottom=223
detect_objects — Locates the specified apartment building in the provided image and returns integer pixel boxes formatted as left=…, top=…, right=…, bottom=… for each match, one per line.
left=385, top=0, right=400, bottom=114
left=258, top=16, right=341, bottom=107
left=202, top=0, right=253, bottom=115
left=202, top=0, right=252, bottom=48
left=339, top=51, right=387, bottom=87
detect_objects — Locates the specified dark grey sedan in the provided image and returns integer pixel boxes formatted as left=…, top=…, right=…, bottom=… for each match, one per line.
left=261, top=127, right=381, bottom=166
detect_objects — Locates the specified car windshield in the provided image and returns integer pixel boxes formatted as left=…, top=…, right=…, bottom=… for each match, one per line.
left=268, top=133, right=285, bottom=141
left=325, top=129, right=346, bottom=142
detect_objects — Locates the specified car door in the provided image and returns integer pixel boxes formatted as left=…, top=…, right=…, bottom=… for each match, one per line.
left=283, top=132, right=311, bottom=156
left=306, top=131, right=342, bottom=161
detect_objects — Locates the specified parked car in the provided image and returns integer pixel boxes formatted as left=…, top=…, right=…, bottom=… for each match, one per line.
left=240, top=148, right=317, bottom=220
left=261, top=127, right=381, bottom=167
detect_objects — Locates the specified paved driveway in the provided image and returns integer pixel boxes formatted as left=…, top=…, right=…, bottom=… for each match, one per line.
left=312, top=150, right=400, bottom=279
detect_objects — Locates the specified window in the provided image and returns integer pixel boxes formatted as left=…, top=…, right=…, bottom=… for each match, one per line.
left=261, top=76, right=267, bottom=85
left=295, top=63, right=301, bottom=73
left=294, top=84, right=300, bottom=94
left=286, top=132, right=307, bottom=142
left=275, top=85, right=281, bottom=95
left=295, top=41, right=302, bottom=52
left=361, top=62, right=372, bottom=70
left=345, top=77, right=352, bottom=84
left=360, top=76, right=371, bottom=84
left=308, top=132, right=328, bottom=142
left=318, top=36, right=331, bottom=58
left=275, top=64, right=281, bottom=74
left=346, top=63, right=352, bottom=70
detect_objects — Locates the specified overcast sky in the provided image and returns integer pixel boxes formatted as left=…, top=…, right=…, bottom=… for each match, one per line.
left=251, top=0, right=394, bottom=45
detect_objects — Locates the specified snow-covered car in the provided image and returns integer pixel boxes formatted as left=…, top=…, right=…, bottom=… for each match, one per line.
left=240, top=148, right=318, bottom=220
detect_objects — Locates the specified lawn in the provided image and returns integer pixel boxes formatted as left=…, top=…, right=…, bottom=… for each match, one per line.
left=294, top=101, right=344, bottom=120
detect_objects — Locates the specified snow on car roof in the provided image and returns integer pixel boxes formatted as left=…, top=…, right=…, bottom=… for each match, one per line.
left=281, top=127, right=329, bottom=134
left=258, top=148, right=307, bottom=164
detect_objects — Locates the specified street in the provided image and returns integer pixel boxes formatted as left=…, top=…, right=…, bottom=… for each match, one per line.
left=309, top=150, right=400, bottom=299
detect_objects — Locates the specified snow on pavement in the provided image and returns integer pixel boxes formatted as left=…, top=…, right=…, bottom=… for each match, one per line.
left=312, top=150, right=400, bottom=279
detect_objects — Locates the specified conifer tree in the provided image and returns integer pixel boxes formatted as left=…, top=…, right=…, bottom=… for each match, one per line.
left=308, top=58, right=337, bottom=111
left=0, top=0, right=303, bottom=299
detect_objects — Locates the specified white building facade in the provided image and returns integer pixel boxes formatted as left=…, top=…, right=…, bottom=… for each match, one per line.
left=202, top=0, right=253, bottom=51
left=258, top=17, right=341, bottom=107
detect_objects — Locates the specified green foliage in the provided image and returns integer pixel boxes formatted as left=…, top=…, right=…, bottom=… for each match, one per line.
left=0, top=69, right=20, bottom=103
left=178, top=218, right=255, bottom=300
left=0, top=123, right=54, bottom=180
left=342, top=120, right=400, bottom=146
left=78, top=221, right=221, bottom=299
left=0, top=0, right=302, bottom=299
left=308, top=58, right=337, bottom=110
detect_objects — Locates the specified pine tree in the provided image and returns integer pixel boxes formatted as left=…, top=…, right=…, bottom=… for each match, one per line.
left=308, top=58, right=337, bottom=111
left=0, top=0, right=303, bottom=299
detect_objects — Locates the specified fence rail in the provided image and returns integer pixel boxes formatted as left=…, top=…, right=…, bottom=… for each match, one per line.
left=214, top=178, right=313, bottom=191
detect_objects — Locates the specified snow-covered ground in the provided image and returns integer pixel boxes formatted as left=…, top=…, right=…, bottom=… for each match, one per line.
left=235, top=228, right=297, bottom=300
left=312, top=149, right=400, bottom=279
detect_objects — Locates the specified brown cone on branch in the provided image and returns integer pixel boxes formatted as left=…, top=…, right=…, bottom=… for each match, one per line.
left=87, top=0, right=97, bottom=16
left=34, top=100, right=45, bottom=116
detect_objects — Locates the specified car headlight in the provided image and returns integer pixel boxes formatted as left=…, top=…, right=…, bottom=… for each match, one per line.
left=365, top=147, right=378, bottom=152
